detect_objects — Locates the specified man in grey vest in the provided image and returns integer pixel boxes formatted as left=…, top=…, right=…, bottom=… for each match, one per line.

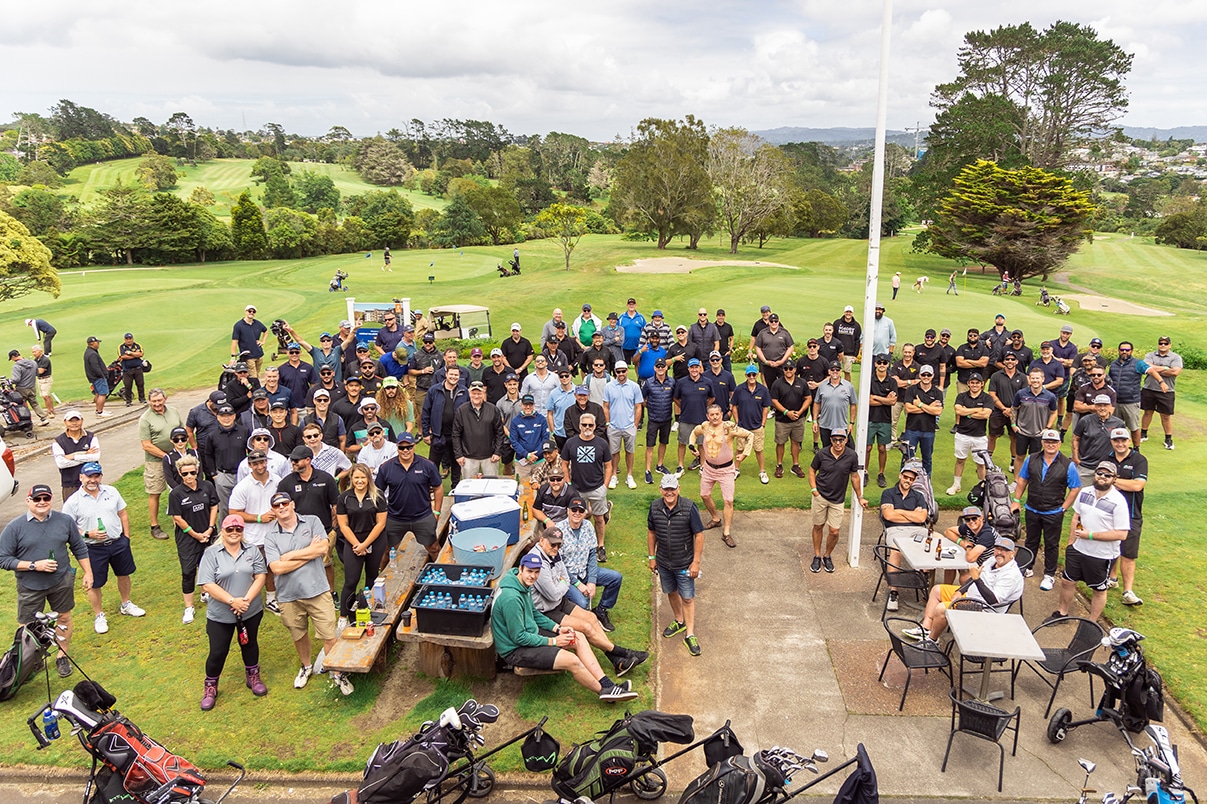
left=1108, top=341, right=1167, bottom=450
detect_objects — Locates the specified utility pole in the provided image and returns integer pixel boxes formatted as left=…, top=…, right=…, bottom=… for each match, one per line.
left=905, top=122, right=923, bottom=159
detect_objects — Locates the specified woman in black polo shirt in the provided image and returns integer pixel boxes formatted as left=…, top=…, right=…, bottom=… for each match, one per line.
left=335, top=464, right=388, bottom=628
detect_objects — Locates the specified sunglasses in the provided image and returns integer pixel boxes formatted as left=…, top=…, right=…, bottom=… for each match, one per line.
left=271, top=501, right=291, bottom=508
left=1118, top=348, right=1132, bottom=353
left=397, top=444, right=415, bottom=450
left=252, top=436, right=270, bottom=442
left=1090, top=373, right=1105, bottom=377
left=549, top=476, right=565, bottom=481
left=179, top=470, right=198, bottom=477
left=558, top=372, right=571, bottom=377
left=225, top=526, right=244, bottom=533
left=568, top=507, right=586, bottom=513
left=1159, top=340, right=1171, bottom=345
left=709, top=358, right=721, bottom=362
left=1094, top=471, right=1115, bottom=477
left=31, top=495, right=52, bottom=503
left=287, top=350, right=300, bottom=354
left=171, top=437, right=188, bottom=443
left=580, top=423, right=595, bottom=428
left=303, top=433, right=322, bottom=439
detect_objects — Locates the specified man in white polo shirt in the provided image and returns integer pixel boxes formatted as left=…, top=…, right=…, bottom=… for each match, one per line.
left=1053, top=460, right=1131, bottom=622
left=227, top=450, right=281, bottom=613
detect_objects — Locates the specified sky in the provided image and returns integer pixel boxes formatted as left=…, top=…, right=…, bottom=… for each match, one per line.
left=2, top=0, right=1205, bottom=141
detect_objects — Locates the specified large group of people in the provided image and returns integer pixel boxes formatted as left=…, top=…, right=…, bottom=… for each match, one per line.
left=1, top=295, right=1182, bottom=707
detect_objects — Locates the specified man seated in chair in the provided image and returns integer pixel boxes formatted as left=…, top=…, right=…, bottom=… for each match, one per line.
left=491, top=553, right=638, bottom=703
left=880, top=462, right=928, bottom=612
left=937, top=506, right=999, bottom=584
left=525, top=526, right=648, bottom=678
left=904, top=537, right=1025, bottom=647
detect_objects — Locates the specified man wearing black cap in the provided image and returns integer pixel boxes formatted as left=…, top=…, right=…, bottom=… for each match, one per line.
left=579, top=330, right=611, bottom=377
left=332, top=374, right=367, bottom=430
left=986, top=351, right=1025, bottom=468
left=1069, top=353, right=1112, bottom=432
left=231, top=305, right=267, bottom=379
left=239, top=387, right=272, bottom=431
left=866, top=355, right=896, bottom=488
left=407, top=333, right=442, bottom=413
left=954, top=328, right=990, bottom=396
left=221, top=362, right=258, bottom=416
left=83, top=336, right=111, bottom=418
left=375, top=432, right=444, bottom=562
left=201, top=404, right=249, bottom=518
left=187, top=391, right=228, bottom=476
left=531, top=467, right=579, bottom=527
left=1078, top=337, right=1108, bottom=371
left=912, top=330, right=944, bottom=384
left=947, top=372, right=993, bottom=496
left=753, top=312, right=793, bottom=391
left=266, top=400, right=302, bottom=457
left=1, top=485, right=93, bottom=677
left=996, top=330, right=1032, bottom=372
left=770, top=362, right=809, bottom=479
left=888, top=343, right=920, bottom=440
left=901, top=364, right=944, bottom=477
left=813, top=360, right=856, bottom=451
left=808, top=430, right=866, bottom=574
left=118, top=332, right=146, bottom=406
left=453, top=380, right=504, bottom=477
left=277, top=445, right=339, bottom=593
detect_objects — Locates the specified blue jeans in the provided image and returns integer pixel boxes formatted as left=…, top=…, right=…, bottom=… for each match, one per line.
left=902, top=430, right=935, bottom=476
left=564, top=567, right=623, bottom=611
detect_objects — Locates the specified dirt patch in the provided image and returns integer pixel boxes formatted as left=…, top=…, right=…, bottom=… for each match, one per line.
left=614, top=257, right=797, bottom=274
left=1059, top=293, right=1173, bottom=317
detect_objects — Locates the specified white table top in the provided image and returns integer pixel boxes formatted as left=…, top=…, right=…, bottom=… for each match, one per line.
left=945, top=610, right=1046, bottom=662
left=895, top=533, right=975, bottom=572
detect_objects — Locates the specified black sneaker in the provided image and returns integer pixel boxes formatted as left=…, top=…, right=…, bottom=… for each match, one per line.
left=877, top=473, right=887, bottom=488
left=265, top=599, right=282, bottom=615
left=1045, top=610, right=1065, bottom=623
left=597, top=545, right=608, bottom=563
left=594, top=606, right=615, bottom=633
left=600, top=684, right=639, bottom=703
left=685, top=635, right=701, bottom=657
left=662, top=620, right=686, bottom=639
left=332, top=590, right=340, bottom=607
left=810, top=556, right=822, bottom=573
left=1165, top=439, right=1174, bottom=451
left=56, top=656, right=72, bottom=678
left=822, top=556, right=835, bottom=573
left=688, top=458, right=701, bottom=471
left=613, top=649, right=648, bottom=677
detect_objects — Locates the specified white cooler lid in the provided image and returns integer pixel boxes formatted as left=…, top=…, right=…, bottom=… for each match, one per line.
left=452, top=478, right=519, bottom=497
left=451, top=495, right=521, bottom=518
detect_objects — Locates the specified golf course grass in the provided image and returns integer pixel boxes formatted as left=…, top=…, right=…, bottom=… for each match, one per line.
left=55, top=157, right=448, bottom=219
left=1, top=232, right=1204, bottom=772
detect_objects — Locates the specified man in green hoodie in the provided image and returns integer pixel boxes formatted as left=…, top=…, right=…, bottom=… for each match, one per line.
left=492, top=552, right=638, bottom=702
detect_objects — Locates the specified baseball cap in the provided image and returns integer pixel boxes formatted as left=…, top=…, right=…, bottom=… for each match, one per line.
left=961, top=506, right=982, bottom=519
left=233, top=361, right=249, bottom=372
left=874, top=354, right=890, bottom=364
left=993, top=536, right=1016, bottom=551
left=554, top=321, right=566, bottom=330
left=320, top=332, right=333, bottom=339
left=542, top=439, right=558, bottom=453
left=397, top=432, right=417, bottom=445
left=968, top=372, right=983, bottom=382
left=918, top=365, right=935, bottom=375
left=874, top=304, right=885, bottom=311
left=62, top=409, right=84, bottom=421
left=312, top=389, right=330, bottom=399
left=574, top=385, right=589, bottom=396
left=995, top=314, right=1005, bottom=321
left=940, top=328, right=952, bottom=336
left=81, top=462, right=103, bottom=476
left=745, top=364, right=759, bottom=375
left=1090, top=338, right=1103, bottom=347
left=170, top=426, right=188, bottom=439
left=28, top=483, right=53, bottom=499
left=1095, top=461, right=1117, bottom=476
left=676, top=325, right=688, bottom=333
left=286, top=342, right=301, bottom=351
left=270, top=491, right=292, bottom=506
left=828, top=361, right=842, bottom=371
left=627, top=297, right=637, bottom=304
left=221, top=514, right=245, bottom=530
left=251, top=387, right=269, bottom=399
left=470, top=348, right=483, bottom=357
left=899, top=463, right=918, bottom=477
left=660, top=473, right=679, bottom=489
left=422, top=333, right=436, bottom=342
left=270, top=400, right=288, bottom=410
left=760, top=305, right=771, bottom=313
left=504, top=373, right=518, bottom=383
left=289, top=445, right=313, bottom=461
left=1040, top=341, right=1054, bottom=349
left=1061, top=324, right=1074, bottom=333
left=339, top=320, right=352, bottom=329
left=355, top=344, right=369, bottom=352
left=86, top=336, right=101, bottom=344
left=844, top=305, right=854, bottom=312
left=510, top=322, right=522, bottom=331
left=615, top=360, right=629, bottom=370
left=344, top=374, right=363, bottom=384
left=245, top=305, right=257, bottom=312
left=1092, top=394, right=1112, bottom=405
left=607, top=312, right=618, bottom=321
left=520, top=393, right=535, bottom=404
left=1040, top=429, right=1061, bottom=441
left=402, top=324, right=415, bottom=333
left=567, top=497, right=587, bottom=512
left=246, top=449, right=268, bottom=462
left=366, top=423, right=384, bottom=434
left=582, top=303, right=591, bottom=311
left=1110, top=427, right=1130, bottom=440
left=654, top=359, right=667, bottom=368
left=216, top=404, right=235, bottom=415
left=768, top=313, right=780, bottom=322
left=652, top=310, right=664, bottom=318
left=708, top=350, right=721, bottom=359
left=592, top=331, right=604, bottom=339
left=7, top=349, right=19, bottom=358
left=469, top=380, right=486, bottom=390
left=830, top=429, right=848, bottom=439
left=381, top=376, right=399, bottom=388
left=687, top=358, right=701, bottom=367
left=209, top=390, right=228, bottom=404
left=490, top=348, right=503, bottom=357
left=519, top=553, right=543, bottom=570
left=1002, top=351, right=1018, bottom=361
left=924, top=329, right=936, bottom=338
left=1011, top=329, right=1024, bottom=337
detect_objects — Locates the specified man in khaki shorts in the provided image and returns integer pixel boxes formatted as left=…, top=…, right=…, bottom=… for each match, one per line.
left=807, top=429, right=866, bottom=573
left=138, top=388, right=183, bottom=541
left=263, top=491, right=353, bottom=696
left=731, top=364, right=771, bottom=484
left=31, top=344, right=55, bottom=417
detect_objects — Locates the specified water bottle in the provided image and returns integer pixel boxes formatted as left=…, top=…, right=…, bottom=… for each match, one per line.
left=42, top=708, right=60, bottom=740
left=389, top=547, right=397, bottom=567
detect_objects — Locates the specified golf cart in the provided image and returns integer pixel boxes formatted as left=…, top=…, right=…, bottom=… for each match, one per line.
left=429, top=305, right=492, bottom=341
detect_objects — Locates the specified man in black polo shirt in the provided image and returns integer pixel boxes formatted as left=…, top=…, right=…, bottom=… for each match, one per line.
left=866, top=354, right=896, bottom=488
left=901, top=364, right=944, bottom=477
left=808, top=429, right=866, bottom=573
left=938, top=506, right=998, bottom=580
left=375, top=433, right=444, bottom=562
left=530, top=470, right=579, bottom=529
left=987, top=351, right=1026, bottom=469
left=879, top=462, right=928, bottom=611
left=501, top=323, right=534, bottom=381
left=672, top=359, right=714, bottom=475
left=277, top=445, right=340, bottom=593
left=954, top=328, right=990, bottom=395
left=770, top=363, right=810, bottom=479
left=946, top=372, right=993, bottom=496
left=1107, top=428, right=1148, bottom=606
left=815, top=323, right=843, bottom=367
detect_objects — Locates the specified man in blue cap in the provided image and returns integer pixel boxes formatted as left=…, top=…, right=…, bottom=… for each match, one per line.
left=672, top=358, right=714, bottom=476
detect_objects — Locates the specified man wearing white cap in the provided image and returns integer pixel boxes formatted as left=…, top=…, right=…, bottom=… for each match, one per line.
left=1053, top=461, right=1130, bottom=622
left=231, top=305, right=267, bottom=379
left=1071, top=394, right=1125, bottom=486
left=604, top=362, right=643, bottom=490
left=1012, top=429, right=1080, bottom=591
left=52, top=410, right=100, bottom=500
left=1107, top=428, right=1147, bottom=606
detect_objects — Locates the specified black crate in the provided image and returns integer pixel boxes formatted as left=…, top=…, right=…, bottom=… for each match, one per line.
left=413, top=584, right=494, bottom=637
left=416, top=562, right=495, bottom=588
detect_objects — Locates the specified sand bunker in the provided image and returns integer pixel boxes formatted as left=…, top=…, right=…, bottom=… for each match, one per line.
left=614, top=257, right=798, bottom=274
left=1059, top=294, right=1173, bottom=317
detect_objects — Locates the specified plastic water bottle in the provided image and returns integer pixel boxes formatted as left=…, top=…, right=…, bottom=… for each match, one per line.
left=389, top=547, right=397, bottom=567
left=42, top=708, right=60, bottom=740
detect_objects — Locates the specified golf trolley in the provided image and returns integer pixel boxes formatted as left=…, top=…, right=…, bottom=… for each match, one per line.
left=678, top=743, right=878, bottom=804
left=0, top=375, right=35, bottom=438
left=1070, top=723, right=1198, bottom=804
left=330, top=270, right=350, bottom=292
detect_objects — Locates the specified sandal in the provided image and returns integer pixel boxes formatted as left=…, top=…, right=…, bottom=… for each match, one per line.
left=721, top=533, right=736, bottom=548
left=704, top=519, right=722, bottom=530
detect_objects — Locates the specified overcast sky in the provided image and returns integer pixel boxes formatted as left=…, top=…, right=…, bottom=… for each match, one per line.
left=2, top=1, right=1204, bottom=141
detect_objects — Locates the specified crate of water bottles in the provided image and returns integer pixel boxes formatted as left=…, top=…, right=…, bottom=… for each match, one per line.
left=413, top=584, right=495, bottom=637
left=416, top=562, right=495, bottom=589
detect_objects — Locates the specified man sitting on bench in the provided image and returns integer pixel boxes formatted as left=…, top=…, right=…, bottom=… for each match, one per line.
left=492, top=553, right=638, bottom=702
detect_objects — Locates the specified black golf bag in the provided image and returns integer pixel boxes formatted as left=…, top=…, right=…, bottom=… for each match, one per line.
left=968, top=451, right=1016, bottom=539
left=552, top=711, right=695, bottom=802
left=0, top=623, right=54, bottom=701
left=679, top=753, right=784, bottom=804
left=104, top=360, right=124, bottom=399
left=0, top=377, right=34, bottom=437
left=1094, top=629, right=1164, bottom=733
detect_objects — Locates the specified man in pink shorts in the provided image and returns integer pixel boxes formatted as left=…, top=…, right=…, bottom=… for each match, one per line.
left=687, top=404, right=753, bottom=548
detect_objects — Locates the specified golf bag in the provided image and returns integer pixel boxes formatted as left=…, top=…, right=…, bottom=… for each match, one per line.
left=330, top=270, right=349, bottom=292
left=84, top=712, right=207, bottom=803
left=104, top=360, right=124, bottom=399
left=552, top=711, right=694, bottom=802
left=1092, top=628, right=1164, bottom=734
left=679, top=753, right=785, bottom=804
left=269, top=319, right=291, bottom=360
left=0, top=623, right=53, bottom=701
left=1055, top=297, right=1072, bottom=315
left=348, top=731, right=452, bottom=804
left=968, top=451, right=1016, bottom=539
left=0, top=377, right=35, bottom=437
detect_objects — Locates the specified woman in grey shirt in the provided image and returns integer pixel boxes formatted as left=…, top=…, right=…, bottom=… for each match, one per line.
left=197, top=514, right=267, bottom=711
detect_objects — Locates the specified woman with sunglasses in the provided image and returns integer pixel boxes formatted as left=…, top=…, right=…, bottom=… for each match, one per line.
left=197, top=514, right=268, bottom=710
left=335, top=464, right=388, bottom=629
left=162, top=426, right=198, bottom=488
left=167, top=455, right=219, bottom=625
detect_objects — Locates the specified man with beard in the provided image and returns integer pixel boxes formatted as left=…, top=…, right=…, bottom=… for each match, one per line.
left=1051, top=461, right=1130, bottom=622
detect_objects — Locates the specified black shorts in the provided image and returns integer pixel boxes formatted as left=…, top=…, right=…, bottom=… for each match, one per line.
left=1140, top=389, right=1174, bottom=416
left=1120, top=518, right=1142, bottom=560
left=988, top=410, right=1013, bottom=438
left=175, top=531, right=212, bottom=576
left=385, top=515, right=438, bottom=548
left=16, top=573, right=77, bottom=623
left=1061, top=547, right=1113, bottom=591
left=646, top=419, right=672, bottom=447
left=1015, top=433, right=1044, bottom=456
left=500, top=443, right=516, bottom=464
left=541, top=598, right=577, bottom=624
left=88, top=539, right=137, bottom=589
left=504, top=644, right=562, bottom=670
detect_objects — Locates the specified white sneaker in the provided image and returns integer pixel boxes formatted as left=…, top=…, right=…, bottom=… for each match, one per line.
left=1040, top=575, right=1055, bottom=591
left=1122, top=590, right=1143, bottom=606
left=94, top=613, right=109, bottom=634
left=294, top=665, right=312, bottom=689
left=96, top=411, right=113, bottom=418
left=733, top=469, right=740, bottom=479
left=945, top=483, right=961, bottom=496
left=182, top=607, right=195, bottom=625
left=759, top=471, right=770, bottom=485
left=313, top=648, right=327, bottom=675
left=608, top=475, right=618, bottom=489
left=901, top=626, right=925, bottom=641
left=332, top=672, right=354, bottom=696
left=120, top=601, right=146, bottom=617
left=626, top=475, right=636, bottom=489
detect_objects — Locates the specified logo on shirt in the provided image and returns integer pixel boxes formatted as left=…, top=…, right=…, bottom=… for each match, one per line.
left=576, top=445, right=597, bottom=463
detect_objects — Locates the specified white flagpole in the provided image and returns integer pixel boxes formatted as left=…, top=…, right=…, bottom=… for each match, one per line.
left=848, top=0, right=894, bottom=568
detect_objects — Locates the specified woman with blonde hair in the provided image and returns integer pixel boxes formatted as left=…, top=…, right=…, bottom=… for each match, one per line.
left=376, top=377, right=415, bottom=435
left=335, top=463, right=388, bottom=628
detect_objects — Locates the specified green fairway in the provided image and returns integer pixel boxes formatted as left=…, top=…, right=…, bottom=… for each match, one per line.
left=56, top=157, right=448, bottom=218
left=1, top=233, right=1205, bottom=770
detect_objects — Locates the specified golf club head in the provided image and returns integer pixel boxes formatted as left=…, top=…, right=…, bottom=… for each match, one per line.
left=438, top=707, right=462, bottom=730
left=812, top=749, right=829, bottom=763
left=475, top=704, right=500, bottom=723
left=802, top=762, right=819, bottom=775
left=456, top=699, right=479, bottom=718
left=1079, top=759, right=1096, bottom=775
left=1100, top=793, right=1117, bottom=804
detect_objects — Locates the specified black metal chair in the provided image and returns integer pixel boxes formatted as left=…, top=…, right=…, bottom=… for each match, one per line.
left=1011, top=615, right=1104, bottom=717
left=872, top=544, right=929, bottom=612
left=878, top=616, right=952, bottom=711
left=1007, top=546, right=1035, bottom=616
left=942, top=688, right=1021, bottom=792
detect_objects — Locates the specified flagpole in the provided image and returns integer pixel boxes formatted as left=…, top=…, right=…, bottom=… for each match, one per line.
left=848, top=0, right=894, bottom=568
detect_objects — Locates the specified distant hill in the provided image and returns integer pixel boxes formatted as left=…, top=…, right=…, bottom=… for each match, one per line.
left=1118, top=125, right=1207, bottom=143
left=752, top=127, right=920, bottom=147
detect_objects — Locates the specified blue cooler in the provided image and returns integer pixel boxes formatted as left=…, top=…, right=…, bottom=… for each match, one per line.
left=452, top=478, right=519, bottom=504
left=449, top=528, right=509, bottom=579
left=450, top=496, right=521, bottom=545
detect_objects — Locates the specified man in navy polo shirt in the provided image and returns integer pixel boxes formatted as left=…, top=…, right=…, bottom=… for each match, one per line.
left=731, top=365, right=771, bottom=484
left=672, top=359, right=714, bottom=476
left=375, top=433, right=444, bottom=562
